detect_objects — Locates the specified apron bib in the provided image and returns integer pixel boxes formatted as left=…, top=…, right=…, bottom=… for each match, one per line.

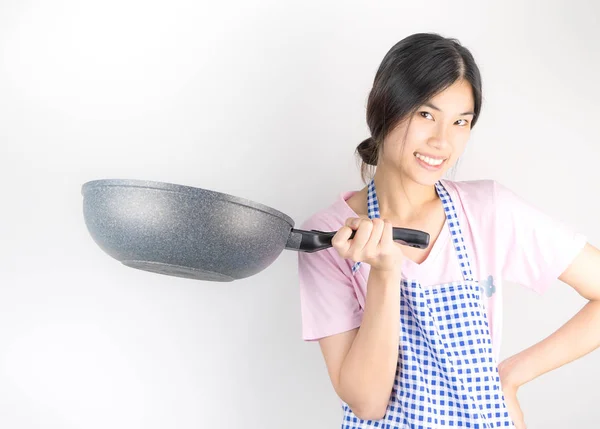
left=345, top=180, right=514, bottom=429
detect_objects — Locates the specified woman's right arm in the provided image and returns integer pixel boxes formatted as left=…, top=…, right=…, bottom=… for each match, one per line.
left=320, top=268, right=401, bottom=420
left=318, top=217, right=404, bottom=421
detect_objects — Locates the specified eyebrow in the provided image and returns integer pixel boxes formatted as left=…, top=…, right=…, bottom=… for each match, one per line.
left=423, top=102, right=475, bottom=117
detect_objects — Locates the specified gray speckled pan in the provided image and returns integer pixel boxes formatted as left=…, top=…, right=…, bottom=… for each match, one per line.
left=81, top=179, right=429, bottom=282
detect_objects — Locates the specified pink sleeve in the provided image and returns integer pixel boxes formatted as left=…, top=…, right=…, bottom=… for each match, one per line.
left=494, top=181, right=587, bottom=293
left=297, top=216, right=363, bottom=341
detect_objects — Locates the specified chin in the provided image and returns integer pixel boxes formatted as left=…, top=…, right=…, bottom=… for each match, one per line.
left=414, top=176, right=443, bottom=186
left=403, top=157, right=453, bottom=186
left=405, top=167, right=448, bottom=187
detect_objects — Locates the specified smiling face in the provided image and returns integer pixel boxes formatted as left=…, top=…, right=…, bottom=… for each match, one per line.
left=379, top=79, right=475, bottom=186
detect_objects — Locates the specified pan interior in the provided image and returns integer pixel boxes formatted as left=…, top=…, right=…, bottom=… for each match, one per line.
left=122, top=260, right=235, bottom=282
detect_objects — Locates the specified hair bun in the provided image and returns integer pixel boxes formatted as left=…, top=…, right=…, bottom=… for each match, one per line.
left=356, top=137, right=378, bottom=166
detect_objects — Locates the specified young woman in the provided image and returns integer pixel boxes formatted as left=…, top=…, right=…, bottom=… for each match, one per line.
left=297, top=33, right=600, bottom=429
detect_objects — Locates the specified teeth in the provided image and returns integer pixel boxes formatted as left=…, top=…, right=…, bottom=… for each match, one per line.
left=415, top=153, right=445, bottom=166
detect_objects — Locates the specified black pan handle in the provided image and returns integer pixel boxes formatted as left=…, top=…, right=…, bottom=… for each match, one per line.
left=285, top=227, right=430, bottom=253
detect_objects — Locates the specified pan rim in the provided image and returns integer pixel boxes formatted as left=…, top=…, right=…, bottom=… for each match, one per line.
left=81, top=178, right=296, bottom=228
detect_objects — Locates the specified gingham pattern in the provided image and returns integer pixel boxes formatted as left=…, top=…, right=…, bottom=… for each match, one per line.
left=342, top=180, right=513, bottom=429
left=353, top=180, right=472, bottom=277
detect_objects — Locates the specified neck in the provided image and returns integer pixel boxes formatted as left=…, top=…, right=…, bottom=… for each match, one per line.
left=372, top=166, right=439, bottom=223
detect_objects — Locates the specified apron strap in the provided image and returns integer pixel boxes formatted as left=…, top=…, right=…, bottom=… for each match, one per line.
left=352, top=179, right=475, bottom=282
left=435, top=181, right=474, bottom=282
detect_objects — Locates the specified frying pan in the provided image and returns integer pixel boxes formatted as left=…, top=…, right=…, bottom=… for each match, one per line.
left=81, top=179, right=430, bottom=282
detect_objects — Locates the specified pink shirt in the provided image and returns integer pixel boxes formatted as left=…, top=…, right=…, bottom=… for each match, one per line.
left=296, top=179, right=587, bottom=361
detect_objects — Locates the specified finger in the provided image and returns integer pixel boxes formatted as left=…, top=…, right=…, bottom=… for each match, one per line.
left=377, top=219, right=395, bottom=251
left=331, top=225, right=354, bottom=256
left=363, top=218, right=386, bottom=257
left=345, top=217, right=360, bottom=229
left=334, top=216, right=373, bottom=257
left=345, top=215, right=370, bottom=229
left=347, top=218, right=373, bottom=256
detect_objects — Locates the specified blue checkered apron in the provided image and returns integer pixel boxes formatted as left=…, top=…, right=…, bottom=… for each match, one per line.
left=344, top=179, right=514, bottom=429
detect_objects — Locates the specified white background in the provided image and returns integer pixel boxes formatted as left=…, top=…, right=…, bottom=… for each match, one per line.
left=1, top=0, right=599, bottom=427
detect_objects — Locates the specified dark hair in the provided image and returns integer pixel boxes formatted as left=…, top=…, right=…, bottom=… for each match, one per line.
left=356, top=33, right=483, bottom=182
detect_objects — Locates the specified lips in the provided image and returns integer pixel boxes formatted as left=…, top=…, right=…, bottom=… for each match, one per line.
left=414, top=152, right=447, bottom=167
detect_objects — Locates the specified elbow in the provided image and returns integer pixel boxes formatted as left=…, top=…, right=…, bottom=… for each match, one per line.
left=335, top=368, right=391, bottom=421
left=350, top=402, right=388, bottom=421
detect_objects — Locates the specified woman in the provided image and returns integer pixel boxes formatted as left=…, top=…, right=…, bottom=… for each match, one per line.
left=297, top=32, right=600, bottom=428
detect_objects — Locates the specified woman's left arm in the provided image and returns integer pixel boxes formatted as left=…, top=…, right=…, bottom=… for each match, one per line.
left=499, top=242, right=600, bottom=388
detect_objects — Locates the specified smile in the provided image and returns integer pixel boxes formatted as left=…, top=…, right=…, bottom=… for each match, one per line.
left=414, top=152, right=447, bottom=167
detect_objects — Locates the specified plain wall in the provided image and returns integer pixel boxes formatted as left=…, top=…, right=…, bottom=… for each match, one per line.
left=1, top=0, right=599, bottom=427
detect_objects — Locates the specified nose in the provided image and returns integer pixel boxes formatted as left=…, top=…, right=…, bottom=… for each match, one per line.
left=428, top=123, right=451, bottom=150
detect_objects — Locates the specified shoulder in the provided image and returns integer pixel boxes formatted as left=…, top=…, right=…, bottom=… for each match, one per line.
left=440, top=178, right=522, bottom=208
left=299, top=190, right=360, bottom=233
left=438, top=178, right=499, bottom=216
left=439, top=178, right=498, bottom=201
left=437, top=179, right=518, bottom=234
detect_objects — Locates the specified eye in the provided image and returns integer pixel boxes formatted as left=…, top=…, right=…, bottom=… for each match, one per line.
left=456, top=119, right=469, bottom=127
left=419, top=111, right=433, bottom=120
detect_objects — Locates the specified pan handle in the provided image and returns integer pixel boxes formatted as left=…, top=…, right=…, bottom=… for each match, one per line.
left=285, top=227, right=430, bottom=253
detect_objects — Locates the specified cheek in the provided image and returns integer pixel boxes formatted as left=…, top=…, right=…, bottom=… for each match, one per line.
left=408, top=125, right=431, bottom=143
left=449, top=129, right=470, bottom=151
left=458, top=132, right=471, bottom=151
left=399, top=128, right=428, bottom=157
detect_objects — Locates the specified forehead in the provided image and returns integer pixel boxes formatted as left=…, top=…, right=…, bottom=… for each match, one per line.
left=428, top=80, right=474, bottom=111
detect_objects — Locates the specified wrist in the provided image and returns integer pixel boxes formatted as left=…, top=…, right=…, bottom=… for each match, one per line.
left=370, top=266, right=402, bottom=280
